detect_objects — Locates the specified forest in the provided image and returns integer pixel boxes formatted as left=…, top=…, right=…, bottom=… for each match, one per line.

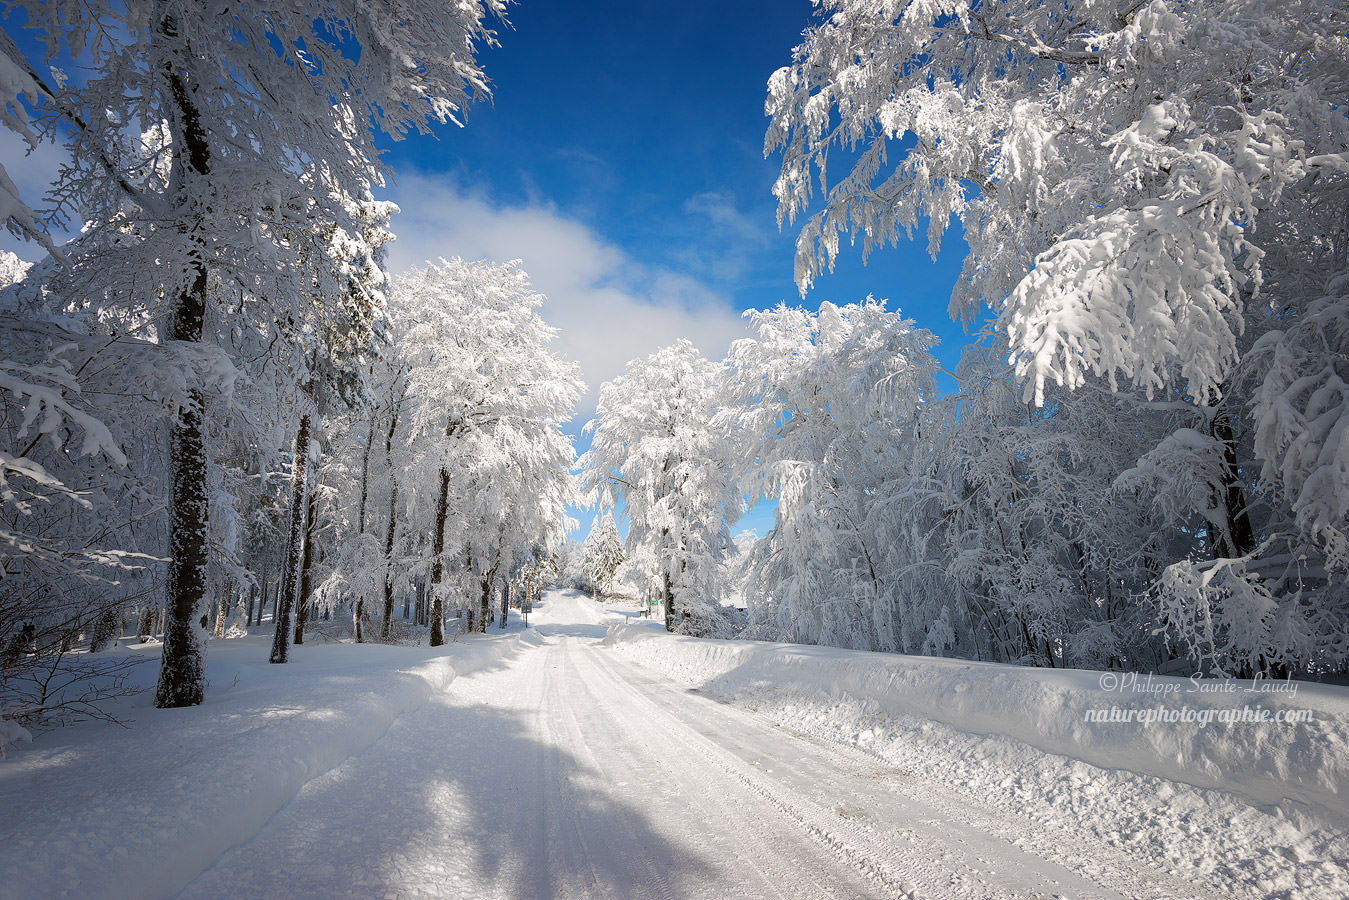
left=580, top=0, right=1349, bottom=681
left=2, top=0, right=1347, bottom=735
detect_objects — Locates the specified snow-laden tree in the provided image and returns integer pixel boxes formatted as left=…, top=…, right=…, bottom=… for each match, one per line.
left=267, top=191, right=397, bottom=661
left=580, top=514, right=625, bottom=597
left=768, top=0, right=1349, bottom=405
left=721, top=300, right=938, bottom=650
left=580, top=341, right=740, bottom=633
left=914, top=343, right=1201, bottom=668
left=1140, top=262, right=1349, bottom=676
left=0, top=36, right=61, bottom=257
left=1253, top=269, right=1349, bottom=558
left=2, top=0, right=509, bottom=705
left=769, top=0, right=1349, bottom=674
left=0, top=311, right=182, bottom=724
left=393, top=258, right=581, bottom=644
left=452, top=410, right=580, bottom=634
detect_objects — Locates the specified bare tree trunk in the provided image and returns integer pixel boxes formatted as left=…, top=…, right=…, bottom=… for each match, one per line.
left=379, top=396, right=402, bottom=641
left=1210, top=396, right=1256, bottom=559
left=662, top=570, right=675, bottom=632
left=157, top=366, right=210, bottom=703
left=270, top=413, right=313, bottom=664
left=428, top=462, right=451, bottom=647
left=294, top=489, right=317, bottom=645
left=478, top=574, right=492, bottom=634
left=379, top=477, right=398, bottom=639
left=212, top=580, right=230, bottom=639
left=379, top=475, right=398, bottom=638
left=499, top=578, right=509, bottom=629
left=350, top=412, right=376, bottom=643
left=153, top=13, right=212, bottom=709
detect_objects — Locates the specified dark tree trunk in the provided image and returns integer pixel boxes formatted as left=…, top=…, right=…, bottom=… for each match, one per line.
left=1210, top=399, right=1256, bottom=559
left=380, top=475, right=398, bottom=638
left=499, top=578, right=509, bottom=629
left=294, top=490, right=317, bottom=645
left=270, top=413, right=313, bottom=664
left=353, top=413, right=376, bottom=644
left=428, top=464, right=451, bottom=646
left=155, top=263, right=211, bottom=707
left=357, top=415, right=374, bottom=532
left=662, top=570, right=675, bottom=632
left=153, top=15, right=213, bottom=709
left=380, top=398, right=402, bottom=641
left=478, top=574, right=491, bottom=634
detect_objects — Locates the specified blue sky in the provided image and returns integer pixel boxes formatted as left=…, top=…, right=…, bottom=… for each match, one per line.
left=369, top=1, right=976, bottom=539
left=0, top=0, right=977, bottom=540
left=375, top=0, right=972, bottom=382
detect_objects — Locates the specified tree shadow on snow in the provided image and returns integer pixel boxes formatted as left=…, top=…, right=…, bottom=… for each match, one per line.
left=178, top=699, right=720, bottom=900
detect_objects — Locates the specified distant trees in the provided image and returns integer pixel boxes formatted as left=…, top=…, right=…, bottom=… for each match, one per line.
left=579, top=515, right=625, bottom=597
left=293, top=253, right=585, bottom=652
left=381, top=259, right=581, bottom=644
left=580, top=341, right=740, bottom=633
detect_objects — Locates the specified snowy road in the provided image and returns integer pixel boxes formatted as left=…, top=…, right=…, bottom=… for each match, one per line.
left=175, top=592, right=1217, bottom=900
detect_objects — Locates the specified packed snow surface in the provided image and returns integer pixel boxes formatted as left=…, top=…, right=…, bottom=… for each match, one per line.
left=2, top=591, right=1345, bottom=899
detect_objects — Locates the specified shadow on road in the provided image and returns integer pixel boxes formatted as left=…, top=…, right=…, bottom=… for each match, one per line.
left=179, top=685, right=718, bottom=899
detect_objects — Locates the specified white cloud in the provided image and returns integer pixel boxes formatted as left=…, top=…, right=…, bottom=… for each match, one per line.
left=683, top=190, right=770, bottom=247
left=381, top=172, right=750, bottom=418
left=0, top=143, right=749, bottom=421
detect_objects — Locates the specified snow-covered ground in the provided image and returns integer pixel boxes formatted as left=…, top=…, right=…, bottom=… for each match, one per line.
left=2, top=590, right=1344, bottom=899
left=605, top=622, right=1349, bottom=899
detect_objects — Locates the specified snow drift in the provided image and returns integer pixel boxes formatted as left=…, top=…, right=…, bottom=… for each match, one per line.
left=603, top=623, right=1349, bottom=828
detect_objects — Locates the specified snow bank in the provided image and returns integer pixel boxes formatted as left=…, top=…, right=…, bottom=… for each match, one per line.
left=0, top=632, right=533, bottom=900
left=602, top=624, right=1349, bottom=827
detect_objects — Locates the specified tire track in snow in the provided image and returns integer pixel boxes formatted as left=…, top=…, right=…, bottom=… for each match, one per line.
left=579, top=641, right=930, bottom=899
left=541, top=637, right=683, bottom=900
left=588, top=637, right=1219, bottom=900
left=525, top=628, right=889, bottom=898
left=547, top=634, right=843, bottom=900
